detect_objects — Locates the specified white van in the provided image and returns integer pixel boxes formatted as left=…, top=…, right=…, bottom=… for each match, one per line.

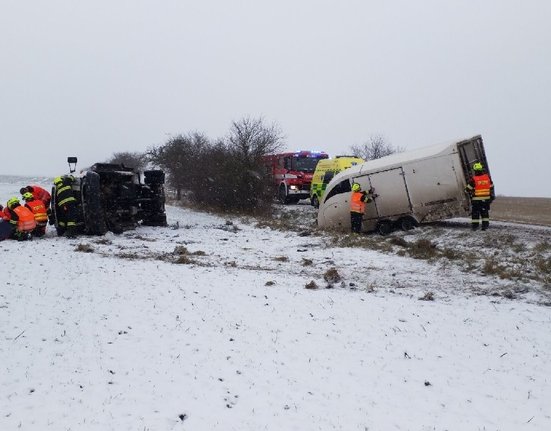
left=317, top=135, right=490, bottom=234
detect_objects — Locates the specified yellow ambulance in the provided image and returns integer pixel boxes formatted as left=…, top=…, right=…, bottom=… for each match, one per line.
left=310, top=156, right=364, bottom=207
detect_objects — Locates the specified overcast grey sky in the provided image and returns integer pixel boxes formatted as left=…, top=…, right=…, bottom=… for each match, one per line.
left=1, top=0, right=550, bottom=197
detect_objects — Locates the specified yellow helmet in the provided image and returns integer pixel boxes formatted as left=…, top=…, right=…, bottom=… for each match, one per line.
left=351, top=183, right=361, bottom=192
left=472, top=162, right=484, bottom=172
left=23, top=192, right=34, bottom=201
left=7, top=197, right=20, bottom=209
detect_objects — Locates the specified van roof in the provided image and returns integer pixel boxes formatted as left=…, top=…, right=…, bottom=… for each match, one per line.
left=330, top=135, right=480, bottom=182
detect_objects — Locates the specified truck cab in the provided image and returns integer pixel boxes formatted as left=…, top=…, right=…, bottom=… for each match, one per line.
left=263, top=150, right=328, bottom=204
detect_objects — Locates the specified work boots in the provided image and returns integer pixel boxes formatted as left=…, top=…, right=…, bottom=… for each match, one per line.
left=64, top=227, right=77, bottom=238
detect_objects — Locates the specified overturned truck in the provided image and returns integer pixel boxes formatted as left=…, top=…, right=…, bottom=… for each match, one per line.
left=317, top=135, right=490, bottom=234
left=51, top=157, right=167, bottom=236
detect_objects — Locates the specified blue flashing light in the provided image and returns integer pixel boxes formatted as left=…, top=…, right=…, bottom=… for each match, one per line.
left=294, top=150, right=328, bottom=157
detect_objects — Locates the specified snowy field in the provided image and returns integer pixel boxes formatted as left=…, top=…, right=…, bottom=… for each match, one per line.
left=1, top=176, right=551, bottom=431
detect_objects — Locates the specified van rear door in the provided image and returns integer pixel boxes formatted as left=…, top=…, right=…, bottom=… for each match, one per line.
left=456, top=135, right=489, bottom=180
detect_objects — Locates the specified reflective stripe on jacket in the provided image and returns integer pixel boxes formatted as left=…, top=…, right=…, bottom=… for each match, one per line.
left=25, top=200, right=48, bottom=224
left=13, top=205, right=37, bottom=232
left=473, top=174, right=492, bottom=200
left=56, top=184, right=77, bottom=207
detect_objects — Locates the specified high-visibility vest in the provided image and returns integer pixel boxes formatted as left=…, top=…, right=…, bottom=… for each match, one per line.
left=350, top=191, right=366, bottom=214
left=473, top=174, right=492, bottom=200
left=25, top=200, right=48, bottom=224
left=13, top=205, right=37, bottom=232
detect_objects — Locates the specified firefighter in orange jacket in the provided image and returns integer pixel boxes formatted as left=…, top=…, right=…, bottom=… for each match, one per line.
left=350, top=183, right=376, bottom=233
left=4, top=197, right=37, bottom=240
left=465, top=162, right=495, bottom=231
left=20, top=185, right=51, bottom=208
left=23, top=192, right=48, bottom=237
left=21, top=184, right=53, bottom=224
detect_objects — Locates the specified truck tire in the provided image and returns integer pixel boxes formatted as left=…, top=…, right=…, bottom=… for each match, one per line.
left=397, top=216, right=416, bottom=231
left=278, top=185, right=290, bottom=204
left=376, top=220, right=393, bottom=236
left=50, top=186, right=64, bottom=236
left=82, top=172, right=108, bottom=235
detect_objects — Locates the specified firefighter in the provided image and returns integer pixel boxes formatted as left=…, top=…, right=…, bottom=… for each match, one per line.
left=53, top=175, right=78, bottom=238
left=23, top=192, right=48, bottom=237
left=20, top=185, right=51, bottom=208
left=350, top=183, right=376, bottom=233
left=21, top=184, right=53, bottom=225
left=3, top=197, right=37, bottom=240
left=465, top=162, right=495, bottom=231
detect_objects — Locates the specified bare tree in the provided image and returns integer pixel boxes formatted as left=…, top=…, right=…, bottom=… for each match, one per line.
left=147, top=132, right=210, bottom=200
left=146, top=118, right=285, bottom=213
left=218, top=117, right=285, bottom=209
left=107, top=151, right=148, bottom=171
left=350, top=135, right=404, bottom=161
left=226, top=116, right=285, bottom=162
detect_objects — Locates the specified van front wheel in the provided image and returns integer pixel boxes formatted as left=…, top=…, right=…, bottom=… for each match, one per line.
left=311, top=195, right=319, bottom=208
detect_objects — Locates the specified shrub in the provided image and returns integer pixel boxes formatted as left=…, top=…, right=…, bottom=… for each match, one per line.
left=75, top=243, right=94, bottom=253
left=148, top=117, right=284, bottom=214
left=305, top=281, right=318, bottom=290
left=324, top=268, right=342, bottom=284
left=408, top=239, right=437, bottom=260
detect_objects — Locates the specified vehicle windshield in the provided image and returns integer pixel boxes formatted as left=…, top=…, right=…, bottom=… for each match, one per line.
left=292, top=156, right=325, bottom=173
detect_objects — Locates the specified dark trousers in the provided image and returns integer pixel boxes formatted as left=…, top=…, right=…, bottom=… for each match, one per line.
left=57, top=203, right=78, bottom=235
left=471, top=200, right=490, bottom=230
left=351, top=212, right=363, bottom=233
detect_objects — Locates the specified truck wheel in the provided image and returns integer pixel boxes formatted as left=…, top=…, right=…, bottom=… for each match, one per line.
left=311, top=195, right=320, bottom=208
left=82, top=172, right=108, bottom=235
left=398, top=217, right=416, bottom=231
left=376, top=220, right=393, bottom=236
left=278, top=185, right=290, bottom=204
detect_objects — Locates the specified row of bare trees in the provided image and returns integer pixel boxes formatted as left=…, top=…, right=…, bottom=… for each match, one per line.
left=107, top=119, right=401, bottom=213
left=148, top=117, right=283, bottom=212
left=350, top=135, right=404, bottom=161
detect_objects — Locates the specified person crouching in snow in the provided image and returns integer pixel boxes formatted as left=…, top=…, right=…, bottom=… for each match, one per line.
left=23, top=192, right=48, bottom=237
left=21, top=184, right=53, bottom=225
left=3, top=197, right=37, bottom=241
left=20, top=185, right=51, bottom=208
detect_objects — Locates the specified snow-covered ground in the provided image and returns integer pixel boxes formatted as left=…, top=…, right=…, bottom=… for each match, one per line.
left=1, top=176, right=550, bottom=431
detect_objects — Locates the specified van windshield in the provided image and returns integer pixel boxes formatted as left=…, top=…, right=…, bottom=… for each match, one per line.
left=324, top=179, right=351, bottom=203
left=292, top=156, right=324, bottom=173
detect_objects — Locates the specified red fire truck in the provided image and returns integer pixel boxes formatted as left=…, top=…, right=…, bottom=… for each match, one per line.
left=263, top=150, right=329, bottom=204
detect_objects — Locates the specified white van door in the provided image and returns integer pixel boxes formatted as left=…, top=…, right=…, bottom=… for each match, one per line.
left=366, top=168, right=411, bottom=220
